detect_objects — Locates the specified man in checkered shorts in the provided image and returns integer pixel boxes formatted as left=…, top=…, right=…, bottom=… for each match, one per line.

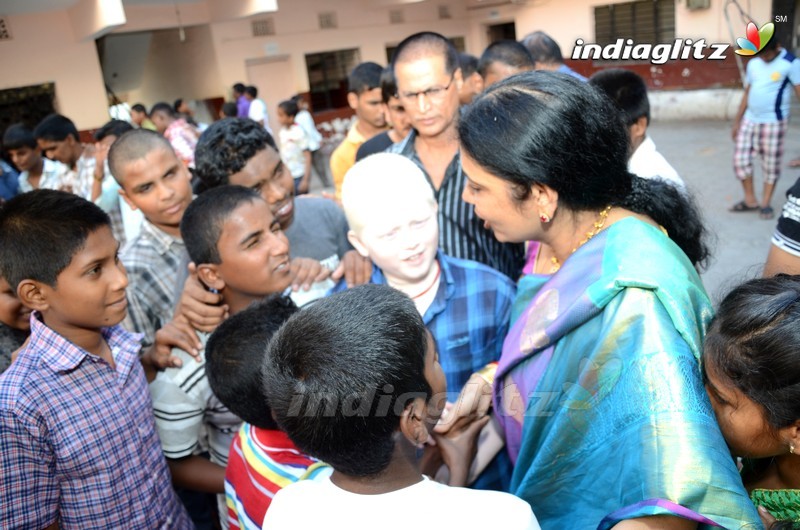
left=731, top=38, right=800, bottom=219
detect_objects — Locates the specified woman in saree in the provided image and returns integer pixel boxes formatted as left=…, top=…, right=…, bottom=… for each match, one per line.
left=453, top=72, right=760, bottom=529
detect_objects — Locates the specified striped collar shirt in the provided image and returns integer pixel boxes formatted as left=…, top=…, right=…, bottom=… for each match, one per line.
left=121, top=219, right=187, bottom=348
left=388, top=130, right=524, bottom=279
left=0, top=313, right=192, bottom=529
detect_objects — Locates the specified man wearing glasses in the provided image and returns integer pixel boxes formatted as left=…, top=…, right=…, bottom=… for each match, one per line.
left=388, top=32, right=524, bottom=280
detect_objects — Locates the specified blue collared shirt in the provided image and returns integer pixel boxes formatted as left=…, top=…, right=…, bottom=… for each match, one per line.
left=332, top=251, right=515, bottom=393
left=0, top=313, right=192, bottom=529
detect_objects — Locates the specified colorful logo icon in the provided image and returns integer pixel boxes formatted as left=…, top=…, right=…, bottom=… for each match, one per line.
left=735, top=21, right=775, bottom=56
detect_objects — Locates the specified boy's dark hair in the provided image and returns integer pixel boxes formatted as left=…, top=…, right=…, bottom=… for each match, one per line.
left=93, top=119, right=134, bottom=142
left=589, top=68, right=650, bottom=126
left=180, top=185, right=262, bottom=265
left=277, top=99, right=298, bottom=118
left=193, top=118, right=279, bottom=193
left=150, top=102, right=175, bottom=118
left=763, top=36, right=779, bottom=52
left=0, top=189, right=110, bottom=289
left=233, top=83, right=246, bottom=95
left=206, top=294, right=298, bottom=430
left=220, top=102, right=238, bottom=118
left=107, top=129, right=175, bottom=184
left=459, top=52, right=479, bottom=78
left=245, top=86, right=258, bottom=98
left=704, top=275, right=800, bottom=432
left=3, top=123, right=37, bottom=150
left=263, top=284, right=432, bottom=477
left=131, top=103, right=147, bottom=114
left=392, top=32, right=459, bottom=76
left=478, top=40, right=534, bottom=77
left=173, top=98, right=184, bottom=112
left=347, top=62, right=383, bottom=94
left=379, top=66, right=398, bottom=103
left=520, top=31, right=564, bottom=65
left=33, top=114, right=79, bottom=142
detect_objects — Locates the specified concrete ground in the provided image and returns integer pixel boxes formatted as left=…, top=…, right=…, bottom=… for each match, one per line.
left=650, top=116, right=800, bottom=303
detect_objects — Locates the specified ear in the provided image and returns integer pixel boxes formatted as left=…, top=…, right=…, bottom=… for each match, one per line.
left=630, top=116, right=648, bottom=144
left=399, top=397, right=430, bottom=447
left=17, top=279, right=50, bottom=312
left=347, top=92, right=359, bottom=111
left=532, top=182, right=558, bottom=213
left=454, top=67, right=464, bottom=92
left=197, top=264, right=225, bottom=292
left=785, top=420, right=800, bottom=451
left=118, top=187, right=138, bottom=211
left=347, top=230, right=371, bottom=259
left=472, top=72, right=485, bottom=94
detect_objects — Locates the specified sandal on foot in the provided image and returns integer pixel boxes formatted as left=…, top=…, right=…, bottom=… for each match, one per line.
left=760, top=206, right=775, bottom=220
left=729, top=200, right=759, bottom=212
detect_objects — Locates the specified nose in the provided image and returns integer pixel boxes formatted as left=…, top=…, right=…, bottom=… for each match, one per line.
left=268, top=231, right=290, bottom=257
left=113, top=259, right=129, bottom=292
left=416, top=93, right=431, bottom=113
left=461, top=184, right=473, bottom=205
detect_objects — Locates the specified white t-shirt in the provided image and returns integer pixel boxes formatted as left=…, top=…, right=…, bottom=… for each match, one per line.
left=262, top=475, right=540, bottom=529
left=248, top=98, right=274, bottom=135
left=628, top=136, right=686, bottom=193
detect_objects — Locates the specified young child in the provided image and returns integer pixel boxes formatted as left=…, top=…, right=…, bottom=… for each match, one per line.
left=589, top=68, right=686, bottom=193
left=276, top=100, right=311, bottom=195
left=205, top=294, right=331, bottom=530
left=338, top=153, right=515, bottom=394
left=262, top=284, right=539, bottom=529
left=108, top=129, right=194, bottom=348
left=3, top=123, right=69, bottom=193
left=703, top=275, right=800, bottom=527
left=0, top=274, right=31, bottom=373
left=0, top=189, right=191, bottom=528
left=149, top=185, right=294, bottom=528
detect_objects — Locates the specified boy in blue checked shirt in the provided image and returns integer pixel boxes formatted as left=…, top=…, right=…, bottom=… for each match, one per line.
left=0, top=189, right=193, bottom=529
left=334, top=153, right=515, bottom=490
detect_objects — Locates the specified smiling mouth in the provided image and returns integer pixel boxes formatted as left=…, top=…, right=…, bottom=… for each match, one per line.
left=274, top=200, right=293, bottom=218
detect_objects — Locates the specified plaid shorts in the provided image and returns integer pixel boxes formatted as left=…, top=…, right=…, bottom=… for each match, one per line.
left=733, top=117, right=788, bottom=184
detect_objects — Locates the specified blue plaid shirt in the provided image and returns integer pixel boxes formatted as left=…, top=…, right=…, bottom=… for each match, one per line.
left=333, top=251, right=515, bottom=393
left=0, top=313, right=192, bottom=529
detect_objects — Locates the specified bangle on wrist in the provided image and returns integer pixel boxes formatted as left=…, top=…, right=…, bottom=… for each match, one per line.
left=476, top=362, right=498, bottom=386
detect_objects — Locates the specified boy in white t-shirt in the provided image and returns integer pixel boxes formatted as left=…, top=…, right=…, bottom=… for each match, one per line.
left=276, top=99, right=311, bottom=195
left=262, top=284, right=539, bottom=530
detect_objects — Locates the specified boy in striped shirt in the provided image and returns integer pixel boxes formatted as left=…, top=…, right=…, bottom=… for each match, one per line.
left=205, top=295, right=331, bottom=530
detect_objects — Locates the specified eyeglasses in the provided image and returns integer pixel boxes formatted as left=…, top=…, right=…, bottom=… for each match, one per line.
left=397, top=72, right=455, bottom=104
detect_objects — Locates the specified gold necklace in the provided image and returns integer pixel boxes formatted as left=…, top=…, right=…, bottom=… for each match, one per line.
left=550, top=205, right=612, bottom=273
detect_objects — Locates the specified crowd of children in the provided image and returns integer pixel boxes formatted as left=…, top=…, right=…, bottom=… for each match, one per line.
left=0, top=28, right=798, bottom=530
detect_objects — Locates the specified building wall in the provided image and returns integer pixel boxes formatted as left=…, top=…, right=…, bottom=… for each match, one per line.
left=0, top=10, right=109, bottom=130
left=0, top=0, right=777, bottom=131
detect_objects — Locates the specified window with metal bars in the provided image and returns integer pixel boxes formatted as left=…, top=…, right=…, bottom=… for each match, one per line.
left=594, top=0, right=675, bottom=46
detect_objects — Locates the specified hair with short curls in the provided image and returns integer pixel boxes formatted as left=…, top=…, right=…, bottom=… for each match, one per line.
left=192, top=118, right=279, bottom=193
left=459, top=71, right=710, bottom=268
left=704, top=275, right=800, bottom=433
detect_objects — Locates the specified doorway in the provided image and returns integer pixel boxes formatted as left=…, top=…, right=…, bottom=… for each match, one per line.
left=487, top=22, right=516, bottom=43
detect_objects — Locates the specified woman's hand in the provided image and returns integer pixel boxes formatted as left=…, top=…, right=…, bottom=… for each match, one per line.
left=433, top=414, right=491, bottom=487
left=433, top=371, right=493, bottom=435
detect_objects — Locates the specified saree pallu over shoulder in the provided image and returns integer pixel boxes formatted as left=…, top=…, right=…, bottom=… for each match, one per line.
left=496, top=218, right=760, bottom=530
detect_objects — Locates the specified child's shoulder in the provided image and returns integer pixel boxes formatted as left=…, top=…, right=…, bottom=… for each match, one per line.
left=150, top=333, right=210, bottom=394
left=420, top=480, right=538, bottom=527
left=441, top=253, right=516, bottom=291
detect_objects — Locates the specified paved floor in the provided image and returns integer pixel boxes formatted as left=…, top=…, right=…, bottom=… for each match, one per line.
left=650, top=116, right=800, bottom=302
